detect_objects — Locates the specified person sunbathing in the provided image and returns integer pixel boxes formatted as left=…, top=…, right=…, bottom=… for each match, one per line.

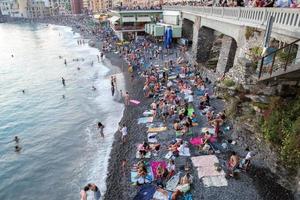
left=173, top=120, right=181, bottom=131
left=227, top=151, right=240, bottom=177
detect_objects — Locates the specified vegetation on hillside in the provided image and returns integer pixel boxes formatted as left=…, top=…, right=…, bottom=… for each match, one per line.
left=260, top=97, right=300, bottom=173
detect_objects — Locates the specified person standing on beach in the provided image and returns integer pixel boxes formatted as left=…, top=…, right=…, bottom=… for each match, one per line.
left=124, top=92, right=130, bottom=106
left=113, top=76, right=117, bottom=90
left=120, top=124, right=128, bottom=144
left=64, top=59, right=67, bottom=65
left=111, top=85, right=115, bottom=96
left=88, top=183, right=101, bottom=200
left=62, top=77, right=66, bottom=86
left=97, top=122, right=104, bottom=138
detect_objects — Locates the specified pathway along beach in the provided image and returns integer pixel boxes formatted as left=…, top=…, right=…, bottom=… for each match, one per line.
left=7, top=16, right=295, bottom=200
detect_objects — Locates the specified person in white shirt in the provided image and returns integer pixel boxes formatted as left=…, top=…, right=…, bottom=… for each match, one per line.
left=120, top=124, right=128, bottom=143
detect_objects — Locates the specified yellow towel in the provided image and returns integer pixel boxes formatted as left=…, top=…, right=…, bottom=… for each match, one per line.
left=148, top=127, right=167, bottom=133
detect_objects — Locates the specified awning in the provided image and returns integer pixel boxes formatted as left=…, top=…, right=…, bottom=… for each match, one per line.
left=109, top=16, right=120, bottom=24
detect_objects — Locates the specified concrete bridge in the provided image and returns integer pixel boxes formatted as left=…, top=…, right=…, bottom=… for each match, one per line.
left=163, top=6, right=300, bottom=83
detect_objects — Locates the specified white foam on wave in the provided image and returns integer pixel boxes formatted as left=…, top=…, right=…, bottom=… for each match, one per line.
left=53, top=24, right=126, bottom=197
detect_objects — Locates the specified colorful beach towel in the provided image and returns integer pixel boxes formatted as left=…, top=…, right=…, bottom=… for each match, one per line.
left=143, top=110, right=153, bottom=116
left=148, top=127, right=167, bottom=133
left=190, top=137, right=203, bottom=146
left=150, top=161, right=167, bottom=180
left=130, top=99, right=140, bottom=105
left=138, top=117, right=154, bottom=124
left=130, top=171, right=153, bottom=184
left=187, top=108, right=194, bottom=117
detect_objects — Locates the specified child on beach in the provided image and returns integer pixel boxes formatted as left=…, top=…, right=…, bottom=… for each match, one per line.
left=120, top=124, right=128, bottom=143
left=124, top=92, right=130, bottom=106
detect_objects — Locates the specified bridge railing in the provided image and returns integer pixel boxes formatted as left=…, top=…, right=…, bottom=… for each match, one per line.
left=163, top=6, right=300, bottom=31
left=258, top=39, right=300, bottom=79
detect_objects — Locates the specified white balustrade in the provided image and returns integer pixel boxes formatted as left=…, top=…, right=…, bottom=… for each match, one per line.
left=163, top=6, right=300, bottom=36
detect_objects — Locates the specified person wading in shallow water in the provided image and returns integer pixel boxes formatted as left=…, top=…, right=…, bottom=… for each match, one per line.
left=88, top=183, right=101, bottom=200
left=80, top=185, right=89, bottom=200
left=62, top=77, right=66, bottom=86
left=97, top=122, right=104, bottom=138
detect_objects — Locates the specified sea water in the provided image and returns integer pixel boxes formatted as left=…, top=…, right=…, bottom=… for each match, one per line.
left=0, top=23, right=124, bottom=200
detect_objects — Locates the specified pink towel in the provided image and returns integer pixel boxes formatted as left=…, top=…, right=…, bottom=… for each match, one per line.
left=190, top=137, right=203, bottom=146
left=151, top=161, right=167, bottom=179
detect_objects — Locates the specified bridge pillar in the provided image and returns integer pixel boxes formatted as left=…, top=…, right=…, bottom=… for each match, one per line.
left=216, top=35, right=237, bottom=74
left=191, top=17, right=201, bottom=55
left=196, top=27, right=215, bottom=63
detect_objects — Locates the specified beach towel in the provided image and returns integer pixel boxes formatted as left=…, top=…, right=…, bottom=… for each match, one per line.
left=133, top=184, right=156, bottom=200
left=150, top=161, right=167, bottom=180
left=191, top=155, right=219, bottom=168
left=143, top=110, right=153, bottom=116
left=202, top=176, right=228, bottom=187
left=168, top=75, right=177, bottom=80
left=179, top=147, right=191, bottom=157
left=148, top=127, right=167, bottom=133
left=130, top=99, right=140, bottom=105
left=182, top=193, right=193, bottom=200
left=191, top=155, right=228, bottom=187
left=190, top=137, right=203, bottom=146
left=136, top=150, right=151, bottom=159
left=187, top=108, right=194, bottom=117
left=131, top=170, right=153, bottom=184
left=138, top=117, right=154, bottom=124
left=201, top=127, right=215, bottom=134
left=148, top=132, right=158, bottom=143
left=166, top=172, right=181, bottom=191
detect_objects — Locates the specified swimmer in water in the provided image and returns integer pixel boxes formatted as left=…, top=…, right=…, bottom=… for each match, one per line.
left=62, top=95, right=65, bottom=99
left=15, top=145, right=21, bottom=152
left=62, top=77, right=65, bottom=86
left=11, top=54, right=14, bottom=58
left=14, top=136, right=20, bottom=143
left=77, top=67, right=80, bottom=70
left=64, top=59, right=67, bottom=65
left=22, top=90, right=25, bottom=94
left=92, top=86, right=96, bottom=91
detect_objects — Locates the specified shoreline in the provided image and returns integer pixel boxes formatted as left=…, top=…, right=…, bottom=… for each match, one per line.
left=4, top=16, right=296, bottom=200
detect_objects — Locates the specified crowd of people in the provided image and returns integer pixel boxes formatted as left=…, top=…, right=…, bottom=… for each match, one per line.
left=89, top=19, right=258, bottom=198
left=163, top=0, right=300, bottom=8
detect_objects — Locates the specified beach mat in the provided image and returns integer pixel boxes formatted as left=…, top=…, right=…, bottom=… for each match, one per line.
left=138, top=117, right=154, bottom=124
left=130, top=99, right=140, bottom=105
left=202, top=176, right=228, bottom=187
left=150, top=161, right=167, bottom=180
left=133, top=184, right=156, bottom=200
left=191, top=155, right=219, bottom=168
left=148, top=127, right=167, bottom=133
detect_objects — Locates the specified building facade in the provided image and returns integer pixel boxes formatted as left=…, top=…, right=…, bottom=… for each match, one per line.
left=26, top=0, right=51, bottom=18
left=70, top=0, right=81, bottom=14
